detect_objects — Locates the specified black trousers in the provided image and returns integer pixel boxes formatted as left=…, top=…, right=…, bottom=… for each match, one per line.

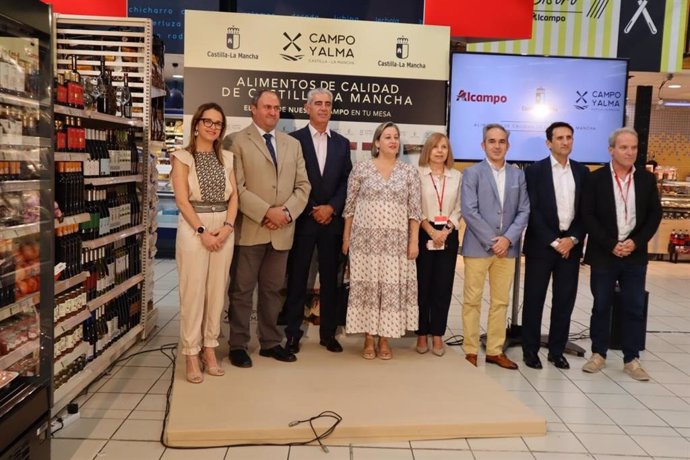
left=521, top=252, right=579, bottom=356
left=283, top=231, right=341, bottom=340
left=416, top=227, right=459, bottom=337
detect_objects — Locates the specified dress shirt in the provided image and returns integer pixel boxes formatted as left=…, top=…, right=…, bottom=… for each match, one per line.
left=610, top=163, right=637, bottom=241
left=253, top=123, right=277, bottom=154
left=550, top=155, right=576, bottom=231
left=418, top=166, right=462, bottom=228
left=308, top=123, right=330, bottom=174
left=489, top=160, right=506, bottom=207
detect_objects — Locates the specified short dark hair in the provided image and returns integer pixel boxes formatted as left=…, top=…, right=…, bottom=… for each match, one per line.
left=251, top=88, right=280, bottom=106
left=546, top=122, right=574, bottom=141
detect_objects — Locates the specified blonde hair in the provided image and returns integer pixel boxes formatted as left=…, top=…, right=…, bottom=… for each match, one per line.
left=418, top=132, right=454, bottom=169
left=371, top=121, right=400, bottom=158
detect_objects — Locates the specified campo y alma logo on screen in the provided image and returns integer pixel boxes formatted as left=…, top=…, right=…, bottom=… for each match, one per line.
left=456, top=90, right=508, bottom=104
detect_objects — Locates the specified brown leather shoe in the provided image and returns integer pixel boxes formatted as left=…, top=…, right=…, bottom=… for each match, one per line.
left=465, top=354, right=477, bottom=366
left=486, top=353, right=518, bottom=370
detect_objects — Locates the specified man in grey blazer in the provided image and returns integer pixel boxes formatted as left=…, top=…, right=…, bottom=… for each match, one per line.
left=460, top=123, right=530, bottom=369
left=225, top=89, right=311, bottom=368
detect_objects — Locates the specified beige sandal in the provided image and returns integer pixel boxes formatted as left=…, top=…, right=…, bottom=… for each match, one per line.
left=362, top=334, right=376, bottom=360
left=201, top=348, right=225, bottom=376
left=185, top=355, right=204, bottom=384
left=378, top=337, right=392, bottom=360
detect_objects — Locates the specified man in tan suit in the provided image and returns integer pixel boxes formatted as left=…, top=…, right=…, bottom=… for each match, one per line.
left=226, top=89, right=311, bottom=367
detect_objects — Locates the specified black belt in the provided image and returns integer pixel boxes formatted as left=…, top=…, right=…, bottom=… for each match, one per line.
left=190, top=201, right=227, bottom=213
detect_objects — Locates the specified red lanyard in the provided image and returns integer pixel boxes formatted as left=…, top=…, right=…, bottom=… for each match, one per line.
left=430, top=174, right=446, bottom=215
left=613, top=173, right=633, bottom=221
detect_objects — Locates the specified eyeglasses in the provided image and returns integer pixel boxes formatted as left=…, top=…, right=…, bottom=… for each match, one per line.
left=199, top=118, right=223, bottom=130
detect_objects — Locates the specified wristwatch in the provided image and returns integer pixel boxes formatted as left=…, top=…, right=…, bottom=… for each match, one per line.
left=196, top=225, right=206, bottom=235
left=570, top=236, right=579, bottom=245
left=282, top=207, right=293, bottom=223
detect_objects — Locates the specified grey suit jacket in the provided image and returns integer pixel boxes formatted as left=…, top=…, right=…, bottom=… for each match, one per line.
left=226, top=123, right=311, bottom=250
left=460, top=159, right=530, bottom=258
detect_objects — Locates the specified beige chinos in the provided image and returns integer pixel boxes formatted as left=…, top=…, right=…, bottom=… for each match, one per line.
left=172, top=149, right=235, bottom=356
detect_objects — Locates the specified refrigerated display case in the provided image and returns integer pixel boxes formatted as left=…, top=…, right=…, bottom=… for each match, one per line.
left=649, top=180, right=690, bottom=261
left=0, top=2, right=53, bottom=458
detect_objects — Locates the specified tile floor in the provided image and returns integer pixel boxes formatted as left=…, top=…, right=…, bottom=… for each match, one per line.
left=51, top=257, right=690, bottom=459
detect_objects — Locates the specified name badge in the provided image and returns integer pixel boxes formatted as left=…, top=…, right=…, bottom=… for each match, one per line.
left=434, top=215, right=448, bottom=226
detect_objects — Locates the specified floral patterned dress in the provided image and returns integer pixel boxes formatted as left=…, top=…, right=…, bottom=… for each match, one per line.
left=343, top=159, right=422, bottom=338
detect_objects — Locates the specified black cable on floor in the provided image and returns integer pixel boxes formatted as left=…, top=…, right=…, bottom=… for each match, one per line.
left=158, top=344, right=344, bottom=451
left=444, top=334, right=464, bottom=346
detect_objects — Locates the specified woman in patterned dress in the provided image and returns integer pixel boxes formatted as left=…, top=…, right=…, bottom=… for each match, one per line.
left=171, top=103, right=238, bottom=383
left=342, top=122, right=422, bottom=360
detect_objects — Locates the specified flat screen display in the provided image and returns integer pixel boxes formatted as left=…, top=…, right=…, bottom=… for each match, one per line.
left=448, top=53, right=628, bottom=164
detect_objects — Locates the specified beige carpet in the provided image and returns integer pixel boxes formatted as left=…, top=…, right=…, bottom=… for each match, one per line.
left=165, top=331, right=546, bottom=447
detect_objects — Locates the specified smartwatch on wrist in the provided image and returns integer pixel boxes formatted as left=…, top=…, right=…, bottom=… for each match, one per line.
left=196, top=225, right=206, bottom=235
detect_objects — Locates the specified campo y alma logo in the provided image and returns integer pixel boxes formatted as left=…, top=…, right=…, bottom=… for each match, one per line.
left=226, top=26, right=240, bottom=50
left=281, top=32, right=304, bottom=61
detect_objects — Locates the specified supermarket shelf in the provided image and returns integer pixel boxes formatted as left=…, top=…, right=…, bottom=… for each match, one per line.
left=54, top=342, right=90, bottom=374
left=55, top=271, right=89, bottom=296
left=0, top=136, right=51, bottom=148
left=0, top=92, right=40, bottom=108
left=84, top=175, right=143, bottom=186
left=0, top=148, right=41, bottom=162
left=54, top=152, right=90, bottom=162
left=54, top=105, right=143, bottom=128
left=0, top=222, right=41, bottom=240
left=87, top=273, right=144, bottom=312
left=0, top=179, right=45, bottom=193
left=55, top=213, right=90, bottom=230
left=81, top=224, right=145, bottom=250
left=0, top=339, right=39, bottom=370
left=52, top=324, right=142, bottom=415
left=54, top=309, right=91, bottom=337
left=0, top=292, right=40, bottom=323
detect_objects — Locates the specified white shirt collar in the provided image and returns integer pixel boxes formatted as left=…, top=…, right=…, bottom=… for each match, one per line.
left=609, top=162, right=636, bottom=178
left=254, top=123, right=276, bottom=138
left=419, top=165, right=450, bottom=177
left=550, top=155, right=571, bottom=169
left=308, top=123, right=330, bottom=138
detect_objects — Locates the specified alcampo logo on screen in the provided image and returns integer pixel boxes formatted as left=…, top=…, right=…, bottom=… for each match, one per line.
left=456, top=90, right=508, bottom=104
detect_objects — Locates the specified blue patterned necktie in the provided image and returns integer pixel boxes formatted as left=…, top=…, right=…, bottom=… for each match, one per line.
left=263, top=133, right=277, bottom=169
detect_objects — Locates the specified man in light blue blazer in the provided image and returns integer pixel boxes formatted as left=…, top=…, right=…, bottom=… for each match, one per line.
left=460, top=123, right=530, bottom=369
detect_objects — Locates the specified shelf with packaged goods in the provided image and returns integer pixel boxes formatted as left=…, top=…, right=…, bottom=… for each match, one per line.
left=83, top=175, right=143, bottom=186
left=55, top=271, right=89, bottom=296
left=87, top=273, right=144, bottom=312
left=52, top=323, right=142, bottom=416
left=0, top=179, right=47, bottom=193
left=54, top=105, right=144, bottom=128
left=54, top=308, right=90, bottom=338
left=81, top=224, right=145, bottom=250
left=0, top=221, right=42, bottom=240
left=54, top=213, right=90, bottom=230
left=0, top=339, right=39, bottom=370
left=53, top=342, right=90, bottom=375
left=0, top=136, right=51, bottom=148
left=54, top=152, right=90, bottom=162
left=0, top=292, right=40, bottom=323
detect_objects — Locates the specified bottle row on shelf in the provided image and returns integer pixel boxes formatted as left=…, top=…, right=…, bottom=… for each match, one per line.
left=54, top=284, right=86, bottom=325
left=55, top=180, right=141, bottom=237
left=54, top=55, right=132, bottom=119
left=54, top=286, right=141, bottom=390
left=82, top=237, right=142, bottom=302
left=0, top=311, right=38, bottom=358
left=0, top=45, right=41, bottom=100
left=0, top=103, right=40, bottom=141
left=55, top=118, right=140, bottom=176
left=669, top=230, right=690, bottom=248
left=53, top=286, right=141, bottom=389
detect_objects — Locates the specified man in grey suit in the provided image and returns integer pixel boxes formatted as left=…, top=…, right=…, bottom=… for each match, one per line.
left=460, top=123, right=530, bottom=369
left=226, top=89, right=311, bottom=368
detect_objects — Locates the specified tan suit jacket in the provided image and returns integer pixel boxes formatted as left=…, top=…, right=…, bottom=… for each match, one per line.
left=227, top=123, right=310, bottom=250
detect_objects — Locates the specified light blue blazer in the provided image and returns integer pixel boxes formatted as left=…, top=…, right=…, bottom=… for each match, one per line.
left=460, top=159, right=530, bottom=258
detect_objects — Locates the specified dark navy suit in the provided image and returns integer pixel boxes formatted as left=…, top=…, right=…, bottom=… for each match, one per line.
left=521, top=156, right=588, bottom=357
left=282, top=125, right=352, bottom=340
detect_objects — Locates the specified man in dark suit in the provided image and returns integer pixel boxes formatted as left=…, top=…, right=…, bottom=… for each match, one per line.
left=522, top=122, right=588, bottom=370
left=226, top=89, right=311, bottom=368
left=581, top=127, right=661, bottom=381
left=282, top=88, right=352, bottom=354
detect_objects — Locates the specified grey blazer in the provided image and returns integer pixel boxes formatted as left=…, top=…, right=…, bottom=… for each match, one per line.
left=460, top=159, right=530, bottom=258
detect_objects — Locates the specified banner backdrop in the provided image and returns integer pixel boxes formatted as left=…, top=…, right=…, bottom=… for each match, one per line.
left=467, top=0, right=688, bottom=72
left=184, top=10, right=449, bottom=162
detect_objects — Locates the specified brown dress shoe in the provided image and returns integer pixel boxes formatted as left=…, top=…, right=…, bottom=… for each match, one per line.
left=465, top=354, right=477, bottom=366
left=486, top=354, right=518, bottom=370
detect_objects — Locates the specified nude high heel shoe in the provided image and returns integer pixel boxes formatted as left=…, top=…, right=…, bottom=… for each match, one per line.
left=201, top=347, right=225, bottom=376
left=185, top=355, right=204, bottom=384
